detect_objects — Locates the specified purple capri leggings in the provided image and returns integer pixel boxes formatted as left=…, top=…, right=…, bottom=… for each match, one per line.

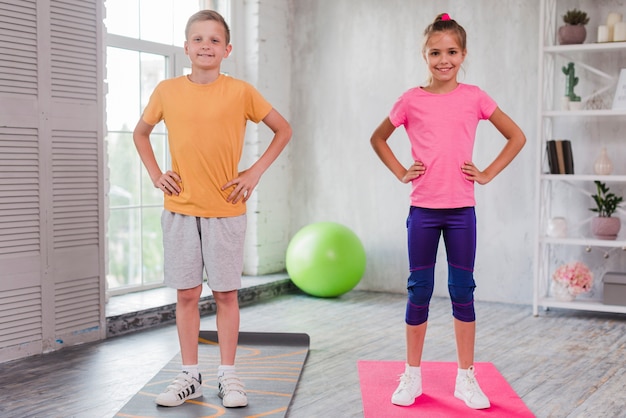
left=405, top=206, right=477, bottom=325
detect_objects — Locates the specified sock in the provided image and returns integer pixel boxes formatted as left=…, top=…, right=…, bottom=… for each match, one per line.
left=457, top=368, right=468, bottom=379
left=218, top=364, right=236, bottom=377
left=406, top=364, right=421, bottom=376
left=182, top=364, right=200, bottom=380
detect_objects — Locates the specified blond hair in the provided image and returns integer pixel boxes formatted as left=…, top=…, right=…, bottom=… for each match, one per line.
left=185, top=10, right=230, bottom=44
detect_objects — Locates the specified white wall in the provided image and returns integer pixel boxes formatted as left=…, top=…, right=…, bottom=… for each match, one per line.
left=241, top=0, right=293, bottom=275
left=287, top=0, right=540, bottom=304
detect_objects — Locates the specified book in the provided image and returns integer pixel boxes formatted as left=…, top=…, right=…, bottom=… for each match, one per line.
left=546, top=140, right=559, bottom=174
left=546, top=139, right=574, bottom=174
left=562, top=140, right=574, bottom=174
left=555, top=140, right=566, bottom=174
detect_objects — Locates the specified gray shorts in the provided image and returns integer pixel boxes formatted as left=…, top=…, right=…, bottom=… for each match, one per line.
left=161, top=210, right=246, bottom=291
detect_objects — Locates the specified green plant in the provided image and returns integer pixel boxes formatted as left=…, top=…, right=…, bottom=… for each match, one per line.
left=562, top=9, right=589, bottom=25
left=590, top=181, right=623, bottom=217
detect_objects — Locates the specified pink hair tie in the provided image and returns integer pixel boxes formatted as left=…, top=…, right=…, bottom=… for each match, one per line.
left=441, top=13, right=451, bottom=21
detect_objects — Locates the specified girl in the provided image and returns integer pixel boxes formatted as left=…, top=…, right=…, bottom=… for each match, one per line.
left=370, top=13, right=525, bottom=410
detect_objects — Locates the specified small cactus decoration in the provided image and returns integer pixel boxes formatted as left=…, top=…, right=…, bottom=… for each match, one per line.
left=562, top=62, right=580, bottom=101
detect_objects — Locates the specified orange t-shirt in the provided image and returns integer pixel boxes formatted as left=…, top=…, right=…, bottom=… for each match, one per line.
left=142, top=74, right=272, bottom=217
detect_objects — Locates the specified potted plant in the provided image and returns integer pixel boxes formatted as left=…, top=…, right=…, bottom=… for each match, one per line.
left=590, top=180, right=623, bottom=240
left=558, top=8, right=589, bottom=45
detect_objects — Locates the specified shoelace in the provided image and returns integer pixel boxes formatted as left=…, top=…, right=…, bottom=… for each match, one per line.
left=462, top=373, right=482, bottom=397
left=397, top=373, right=418, bottom=390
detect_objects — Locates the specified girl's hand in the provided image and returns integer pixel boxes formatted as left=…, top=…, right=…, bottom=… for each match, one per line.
left=461, top=161, right=490, bottom=185
left=155, top=170, right=182, bottom=196
left=402, top=161, right=426, bottom=183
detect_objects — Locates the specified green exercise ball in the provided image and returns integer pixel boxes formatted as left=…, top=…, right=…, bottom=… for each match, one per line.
left=286, top=222, right=366, bottom=297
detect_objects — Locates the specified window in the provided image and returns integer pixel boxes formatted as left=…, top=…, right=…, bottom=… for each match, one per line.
left=104, top=0, right=234, bottom=294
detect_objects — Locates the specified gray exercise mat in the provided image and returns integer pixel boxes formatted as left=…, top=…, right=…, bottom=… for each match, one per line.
left=115, top=330, right=310, bottom=417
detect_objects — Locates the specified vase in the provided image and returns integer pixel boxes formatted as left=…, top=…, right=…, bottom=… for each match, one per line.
left=593, top=147, right=613, bottom=175
left=558, top=25, right=587, bottom=45
left=551, top=281, right=575, bottom=302
left=591, top=217, right=621, bottom=240
left=547, top=217, right=567, bottom=238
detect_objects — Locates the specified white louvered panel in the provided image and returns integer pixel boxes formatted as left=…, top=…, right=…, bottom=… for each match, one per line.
left=52, top=129, right=99, bottom=249
left=0, top=286, right=42, bottom=346
left=0, top=0, right=37, bottom=96
left=55, top=276, right=100, bottom=334
left=0, top=128, right=40, bottom=256
left=50, top=0, right=97, bottom=101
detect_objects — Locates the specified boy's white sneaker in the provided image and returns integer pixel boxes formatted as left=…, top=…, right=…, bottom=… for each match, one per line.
left=391, top=364, right=422, bottom=406
left=454, top=365, right=490, bottom=409
left=218, top=373, right=248, bottom=407
left=155, top=371, right=202, bottom=407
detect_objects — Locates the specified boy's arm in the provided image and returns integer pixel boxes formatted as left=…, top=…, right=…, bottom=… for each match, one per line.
left=133, top=119, right=181, bottom=196
left=222, top=108, right=292, bottom=203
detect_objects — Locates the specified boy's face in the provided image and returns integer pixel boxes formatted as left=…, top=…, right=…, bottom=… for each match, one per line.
left=184, top=20, right=232, bottom=71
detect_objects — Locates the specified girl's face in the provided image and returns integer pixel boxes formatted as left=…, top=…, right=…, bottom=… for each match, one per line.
left=423, top=31, right=466, bottom=85
left=184, top=20, right=231, bottom=71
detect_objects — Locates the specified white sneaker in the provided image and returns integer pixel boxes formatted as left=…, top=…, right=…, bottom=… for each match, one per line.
left=391, top=364, right=422, bottom=406
left=218, top=373, right=248, bottom=407
left=155, top=371, right=202, bottom=407
left=454, top=365, right=490, bottom=409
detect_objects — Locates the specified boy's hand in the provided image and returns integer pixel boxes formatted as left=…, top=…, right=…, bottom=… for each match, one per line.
left=155, top=170, right=182, bottom=196
left=222, top=169, right=261, bottom=204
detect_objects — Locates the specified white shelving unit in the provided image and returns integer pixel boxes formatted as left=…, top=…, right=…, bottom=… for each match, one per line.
left=534, top=0, right=626, bottom=316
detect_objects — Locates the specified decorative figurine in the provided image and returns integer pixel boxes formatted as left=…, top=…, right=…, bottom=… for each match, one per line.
left=562, top=62, right=581, bottom=102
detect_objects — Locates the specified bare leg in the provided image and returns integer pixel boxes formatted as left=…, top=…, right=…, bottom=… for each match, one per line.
left=177, top=285, right=202, bottom=365
left=213, top=290, right=240, bottom=365
left=406, top=322, right=427, bottom=366
left=454, top=318, right=475, bottom=369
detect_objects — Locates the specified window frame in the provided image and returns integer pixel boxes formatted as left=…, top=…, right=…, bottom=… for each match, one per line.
left=105, top=1, right=239, bottom=296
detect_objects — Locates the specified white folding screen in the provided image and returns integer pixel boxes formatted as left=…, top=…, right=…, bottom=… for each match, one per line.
left=0, top=0, right=105, bottom=362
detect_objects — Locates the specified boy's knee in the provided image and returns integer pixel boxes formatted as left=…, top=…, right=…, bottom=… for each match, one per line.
left=177, top=285, right=202, bottom=305
left=213, top=289, right=239, bottom=305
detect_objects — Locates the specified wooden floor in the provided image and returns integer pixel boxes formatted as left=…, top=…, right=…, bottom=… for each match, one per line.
left=1, top=290, right=625, bottom=418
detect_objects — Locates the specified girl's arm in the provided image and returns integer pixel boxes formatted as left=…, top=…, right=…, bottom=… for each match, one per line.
left=370, top=117, right=425, bottom=183
left=462, top=107, right=526, bottom=185
left=222, top=108, right=292, bottom=203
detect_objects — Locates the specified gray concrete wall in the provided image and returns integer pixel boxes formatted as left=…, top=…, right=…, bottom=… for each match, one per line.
left=286, top=0, right=540, bottom=304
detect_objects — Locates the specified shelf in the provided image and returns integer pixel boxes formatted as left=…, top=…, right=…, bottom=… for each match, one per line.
left=540, top=237, right=626, bottom=248
left=534, top=0, right=626, bottom=317
left=537, top=297, right=626, bottom=314
left=543, top=109, right=626, bottom=117
left=544, top=41, right=626, bottom=54
left=540, top=174, right=626, bottom=182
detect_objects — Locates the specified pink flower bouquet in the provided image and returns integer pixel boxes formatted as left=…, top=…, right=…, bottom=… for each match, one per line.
left=552, top=261, right=593, bottom=296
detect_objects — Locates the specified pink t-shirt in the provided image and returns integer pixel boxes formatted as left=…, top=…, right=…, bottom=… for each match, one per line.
left=389, top=83, right=497, bottom=209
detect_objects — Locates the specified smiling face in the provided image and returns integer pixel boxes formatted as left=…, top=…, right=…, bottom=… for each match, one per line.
left=184, top=19, right=231, bottom=72
left=423, top=31, right=466, bottom=90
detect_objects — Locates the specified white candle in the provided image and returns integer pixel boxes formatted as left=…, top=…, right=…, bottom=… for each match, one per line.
left=607, top=12, right=623, bottom=41
left=614, top=22, right=626, bottom=41
left=598, top=25, right=609, bottom=42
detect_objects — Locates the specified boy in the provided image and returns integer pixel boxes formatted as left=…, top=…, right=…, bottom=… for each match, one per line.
left=133, top=10, right=291, bottom=408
